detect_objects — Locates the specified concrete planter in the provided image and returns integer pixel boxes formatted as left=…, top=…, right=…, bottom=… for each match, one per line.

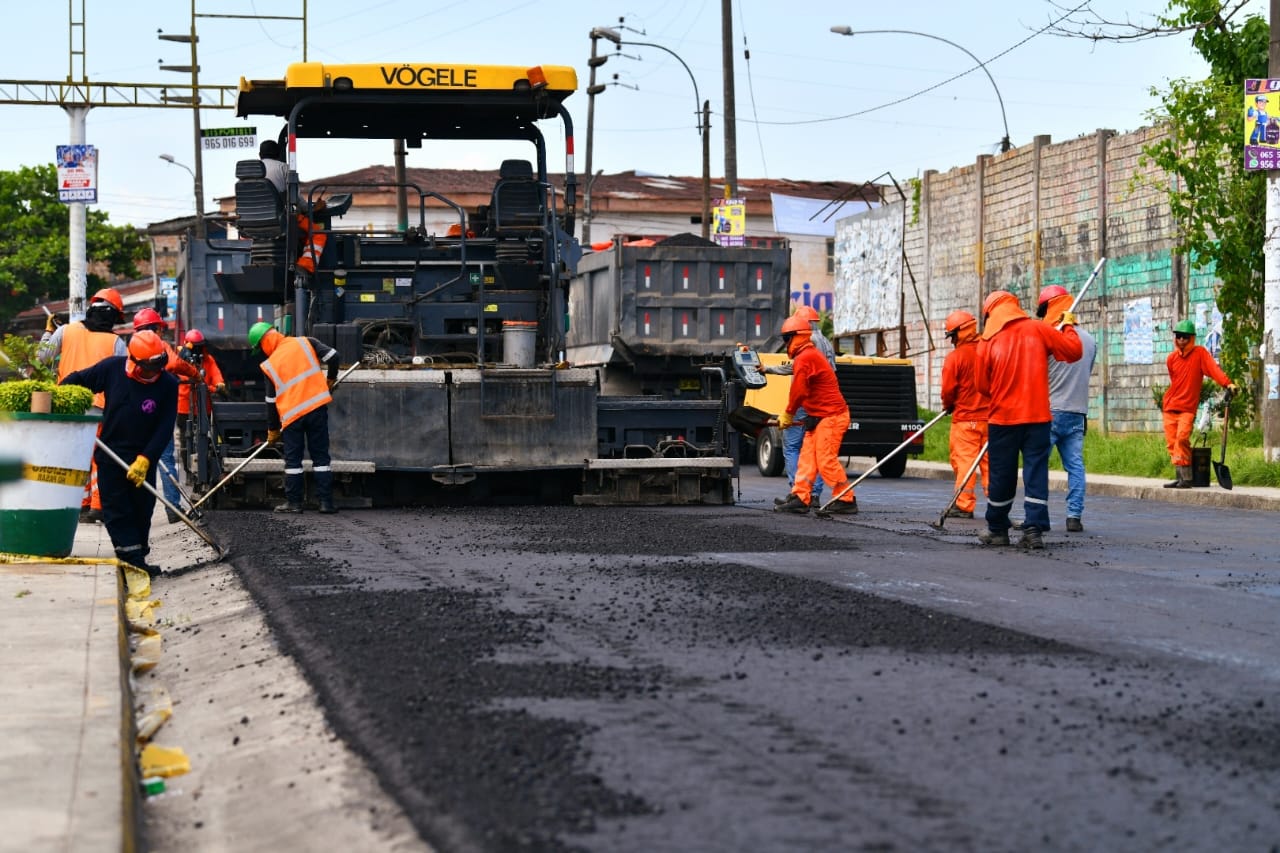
left=0, top=411, right=102, bottom=557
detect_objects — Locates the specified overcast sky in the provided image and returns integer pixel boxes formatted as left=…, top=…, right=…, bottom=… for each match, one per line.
left=0, top=0, right=1262, bottom=228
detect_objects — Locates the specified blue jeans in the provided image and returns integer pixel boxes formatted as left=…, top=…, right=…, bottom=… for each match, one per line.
left=1049, top=410, right=1086, bottom=519
left=782, top=405, right=824, bottom=501
left=159, top=435, right=180, bottom=509
left=985, top=422, right=1051, bottom=533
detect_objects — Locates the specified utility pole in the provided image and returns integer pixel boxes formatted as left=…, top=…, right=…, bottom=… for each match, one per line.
left=1264, top=0, right=1280, bottom=461
left=582, top=27, right=616, bottom=247
left=159, top=6, right=206, bottom=238
left=720, top=0, right=738, bottom=199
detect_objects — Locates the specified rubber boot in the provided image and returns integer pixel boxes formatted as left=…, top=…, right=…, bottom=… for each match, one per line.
left=316, top=470, right=337, bottom=514
left=1163, top=465, right=1193, bottom=489
left=275, top=472, right=305, bottom=513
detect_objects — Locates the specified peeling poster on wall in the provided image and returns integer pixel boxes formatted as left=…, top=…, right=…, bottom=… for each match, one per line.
left=1124, top=297, right=1153, bottom=364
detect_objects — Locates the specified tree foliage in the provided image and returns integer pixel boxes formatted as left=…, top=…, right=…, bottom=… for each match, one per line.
left=1139, top=0, right=1269, bottom=423
left=0, top=164, right=147, bottom=326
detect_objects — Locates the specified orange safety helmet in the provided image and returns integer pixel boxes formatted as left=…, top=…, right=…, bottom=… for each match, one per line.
left=780, top=314, right=812, bottom=337
left=944, top=310, right=977, bottom=338
left=982, top=290, right=1018, bottom=317
left=184, top=329, right=206, bottom=346
left=132, top=307, right=166, bottom=331
left=90, top=287, right=124, bottom=313
left=126, top=330, right=168, bottom=380
left=792, top=305, right=820, bottom=324
left=1037, top=285, right=1069, bottom=306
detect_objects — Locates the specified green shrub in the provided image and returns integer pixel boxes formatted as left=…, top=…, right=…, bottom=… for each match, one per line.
left=0, top=379, right=93, bottom=414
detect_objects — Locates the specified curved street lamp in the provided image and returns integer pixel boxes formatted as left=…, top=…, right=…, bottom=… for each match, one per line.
left=830, top=25, right=1011, bottom=153
left=584, top=27, right=712, bottom=241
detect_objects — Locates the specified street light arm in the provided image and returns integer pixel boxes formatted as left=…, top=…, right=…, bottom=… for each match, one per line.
left=159, top=153, right=196, bottom=179
left=614, top=38, right=702, bottom=135
left=831, top=26, right=1011, bottom=152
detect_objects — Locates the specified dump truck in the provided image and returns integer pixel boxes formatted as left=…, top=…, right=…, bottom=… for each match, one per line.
left=566, top=233, right=790, bottom=462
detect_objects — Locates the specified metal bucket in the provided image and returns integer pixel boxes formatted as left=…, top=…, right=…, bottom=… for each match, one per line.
left=502, top=320, right=537, bottom=367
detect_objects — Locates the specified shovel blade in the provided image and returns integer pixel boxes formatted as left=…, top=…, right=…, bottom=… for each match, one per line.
left=1213, top=460, right=1233, bottom=491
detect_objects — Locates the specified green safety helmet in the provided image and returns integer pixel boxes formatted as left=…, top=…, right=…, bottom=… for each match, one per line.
left=248, top=321, right=275, bottom=349
left=1173, top=320, right=1197, bottom=336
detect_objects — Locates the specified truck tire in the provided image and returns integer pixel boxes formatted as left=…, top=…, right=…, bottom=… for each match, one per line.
left=756, top=428, right=784, bottom=477
left=876, top=452, right=908, bottom=479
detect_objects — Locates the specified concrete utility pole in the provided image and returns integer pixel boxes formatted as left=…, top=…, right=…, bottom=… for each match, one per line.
left=720, top=0, right=738, bottom=199
left=1265, top=0, right=1280, bottom=461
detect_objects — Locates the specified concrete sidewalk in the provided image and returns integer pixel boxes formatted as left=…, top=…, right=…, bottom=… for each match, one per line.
left=2, top=466, right=1276, bottom=852
left=0, top=520, right=137, bottom=853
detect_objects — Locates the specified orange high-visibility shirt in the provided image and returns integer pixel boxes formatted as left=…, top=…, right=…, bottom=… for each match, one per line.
left=941, top=340, right=990, bottom=421
left=57, top=323, right=122, bottom=409
left=177, top=352, right=225, bottom=415
left=785, top=343, right=848, bottom=419
left=261, top=336, right=332, bottom=429
left=1163, top=345, right=1230, bottom=413
left=977, top=318, right=1082, bottom=425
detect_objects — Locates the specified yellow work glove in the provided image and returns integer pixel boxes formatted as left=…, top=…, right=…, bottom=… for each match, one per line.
left=1059, top=311, right=1077, bottom=327
left=45, top=313, right=58, bottom=333
left=214, top=383, right=227, bottom=397
left=126, top=455, right=150, bottom=487
left=327, top=378, right=336, bottom=391
left=777, top=412, right=794, bottom=429
left=1228, top=382, right=1240, bottom=396
left=266, top=429, right=282, bottom=445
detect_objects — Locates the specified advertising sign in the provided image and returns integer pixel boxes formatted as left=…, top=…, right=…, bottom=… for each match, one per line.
left=713, top=198, right=745, bottom=247
left=1243, top=78, right=1280, bottom=170
left=202, top=126, right=257, bottom=152
left=56, top=144, right=97, bottom=203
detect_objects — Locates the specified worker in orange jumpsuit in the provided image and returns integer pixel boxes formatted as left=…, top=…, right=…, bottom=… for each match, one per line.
left=132, top=308, right=200, bottom=521
left=38, top=287, right=128, bottom=523
left=975, top=290, right=1082, bottom=549
left=773, top=314, right=857, bottom=515
left=175, top=327, right=226, bottom=474
left=940, top=309, right=989, bottom=519
left=1162, top=319, right=1237, bottom=489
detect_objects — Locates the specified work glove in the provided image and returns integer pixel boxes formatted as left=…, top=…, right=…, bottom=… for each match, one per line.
left=126, top=455, right=150, bottom=488
left=45, top=313, right=58, bottom=333
left=1059, top=311, right=1077, bottom=327
left=327, top=378, right=337, bottom=391
left=266, top=429, right=282, bottom=445
left=1227, top=382, right=1240, bottom=397
left=777, top=412, right=794, bottom=429
left=214, top=383, right=227, bottom=397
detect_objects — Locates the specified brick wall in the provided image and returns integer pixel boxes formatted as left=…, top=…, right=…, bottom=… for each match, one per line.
left=861, top=124, right=1211, bottom=433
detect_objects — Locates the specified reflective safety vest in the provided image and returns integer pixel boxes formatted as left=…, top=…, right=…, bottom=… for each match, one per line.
left=295, top=213, right=328, bottom=273
left=58, top=323, right=121, bottom=409
left=260, top=336, right=332, bottom=429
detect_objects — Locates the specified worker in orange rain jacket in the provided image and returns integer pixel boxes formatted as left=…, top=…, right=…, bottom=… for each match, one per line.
left=39, top=287, right=128, bottom=523
left=248, top=322, right=340, bottom=514
left=773, top=314, right=857, bottom=515
left=1161, top=319, right=1237, bottom=489
left=175, top=327, right=226, bottom=468
left=974, top=290, right=1082, bottom=550
left=295, top=198, right=328, bottom=276
left=940, top=309, right=990, bottom=520
left=132, top=308, right=200, bottom=522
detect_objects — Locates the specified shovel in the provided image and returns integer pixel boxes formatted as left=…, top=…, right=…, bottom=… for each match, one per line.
left=929, top=440, right=988, bottom=530
left=814, top=409, right=950, bottom=516
left=1214, top=392, right=1233, bottom=490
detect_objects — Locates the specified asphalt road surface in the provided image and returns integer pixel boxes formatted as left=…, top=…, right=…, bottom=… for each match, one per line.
left=202, top=470, right=1280, bottom=852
